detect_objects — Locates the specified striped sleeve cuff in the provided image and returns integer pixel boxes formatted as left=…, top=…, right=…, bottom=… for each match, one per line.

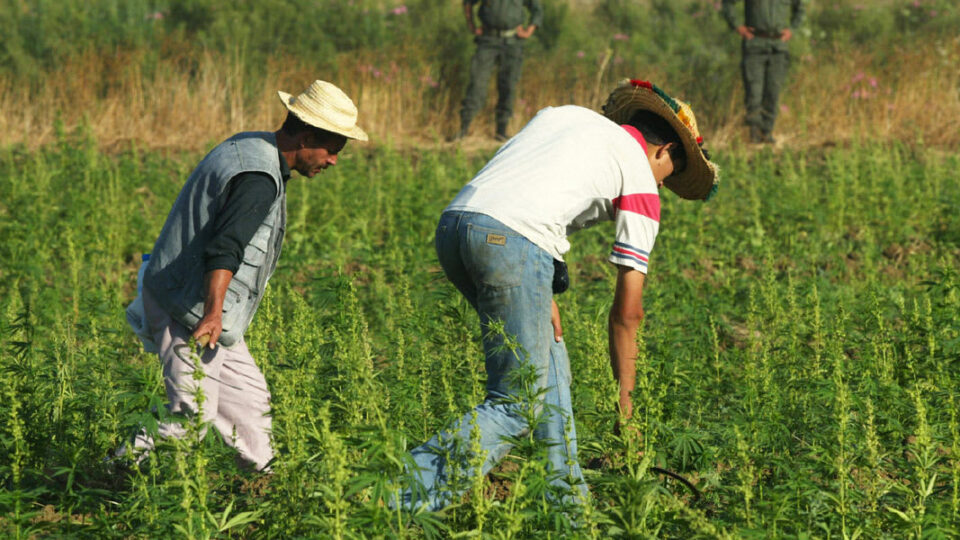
left=608, top=241, right=649, bottom=273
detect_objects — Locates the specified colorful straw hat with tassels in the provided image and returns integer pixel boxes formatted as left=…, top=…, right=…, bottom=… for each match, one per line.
left=602, top=79, right=719, bottom=201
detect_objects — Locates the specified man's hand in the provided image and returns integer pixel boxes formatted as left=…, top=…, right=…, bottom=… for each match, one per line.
left=551, top=299, right=563, bottom=342
left=192, top=268, right=233, bottom=349
left=780, top=28, right=792, bottom=42
left=192, top=313, right=223, bottom=349
left=614, top=389, right=638, bottom=439
left=736, top=25, right=755, bottom=39
left=515, top=25, right=536, bottom=39
left=618, top=389, right=633, bottom=419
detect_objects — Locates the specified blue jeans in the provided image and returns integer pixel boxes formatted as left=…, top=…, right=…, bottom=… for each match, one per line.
left=402, top=211, right=587, bottom=510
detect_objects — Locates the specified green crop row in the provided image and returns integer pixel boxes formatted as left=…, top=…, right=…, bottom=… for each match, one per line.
left=0, top=126, right=958, bottom=536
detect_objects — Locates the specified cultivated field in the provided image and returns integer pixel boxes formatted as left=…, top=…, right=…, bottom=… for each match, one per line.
left=2, top=133, right=959, bottom=537
left=1, top=0, right=959, bottom=538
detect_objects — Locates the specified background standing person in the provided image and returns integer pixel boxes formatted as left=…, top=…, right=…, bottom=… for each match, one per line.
left=455, top=0, right=542, bottom=141
left=118, top=80, right=367, bottom=471
left=401, top=79, right=719, bottom=512
left=722, top=0, right=805, bottom=143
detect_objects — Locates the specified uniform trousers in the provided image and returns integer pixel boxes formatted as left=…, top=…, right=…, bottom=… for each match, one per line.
left=461, top=35, right=525, bottom=133
left=741, top=39, right=791, bottom=135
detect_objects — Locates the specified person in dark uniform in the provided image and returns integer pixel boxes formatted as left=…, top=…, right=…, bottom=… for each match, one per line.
left=722, top=0, right=805, bottom=143
left=457, top=0, right=543, bottom=141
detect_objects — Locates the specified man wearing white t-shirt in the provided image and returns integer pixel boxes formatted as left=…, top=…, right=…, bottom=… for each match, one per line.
left=402, top=80, right=720, bottom=511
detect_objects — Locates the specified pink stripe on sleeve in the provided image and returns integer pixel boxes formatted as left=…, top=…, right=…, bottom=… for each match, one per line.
left=612, top=245, right=649, bottom=263
left=612, top=193, right=661, bottom=222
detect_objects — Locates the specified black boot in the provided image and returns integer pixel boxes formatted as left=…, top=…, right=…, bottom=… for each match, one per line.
left=449, top=120, right=470, bottom=142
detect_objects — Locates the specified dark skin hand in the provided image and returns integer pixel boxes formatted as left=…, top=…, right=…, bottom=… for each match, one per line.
left=551, top=299, right=562, bottom=342
left=192, top=268, right=233, bottom=349
left=515, top=24, right=537, bottom=39
left=737, top=25, right=791, bottom=41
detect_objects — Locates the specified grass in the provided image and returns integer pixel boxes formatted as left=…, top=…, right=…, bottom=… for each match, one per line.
left=1, top=0, right=959, bottom=536
left=0, top=0, right=958, bottom=150
left=0, top=124, right=958, bottom=536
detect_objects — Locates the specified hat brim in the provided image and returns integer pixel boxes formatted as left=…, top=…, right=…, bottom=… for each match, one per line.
left=603, top=85, right=717, bottom=200
left=278, top=90, right=369, bottom=142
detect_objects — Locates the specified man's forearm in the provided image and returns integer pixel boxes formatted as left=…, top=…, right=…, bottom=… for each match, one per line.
left=608, top=266, right=646, bottom=418
left=203, top=269, right=233, bottom=317
left=608, top=315, right=639, bottom=399
left=463, top=2, right=476, bottom=32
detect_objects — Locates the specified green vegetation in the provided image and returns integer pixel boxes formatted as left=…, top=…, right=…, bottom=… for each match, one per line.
left=1, top=0, right=959, bottom=536
left=0, top=124, right=958, bottom=536
left=2, top=0, right=958, bottom=148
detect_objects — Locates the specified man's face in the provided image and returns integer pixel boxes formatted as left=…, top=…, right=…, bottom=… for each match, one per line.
left=295, top=133, right=347, bottom=177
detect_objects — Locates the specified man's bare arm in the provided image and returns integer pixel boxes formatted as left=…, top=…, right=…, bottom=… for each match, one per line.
left=192, top=268, right=233, bottom=348
left=463, top=2, right=481, bottom=35
left=608, top=266, right=646, bottom=423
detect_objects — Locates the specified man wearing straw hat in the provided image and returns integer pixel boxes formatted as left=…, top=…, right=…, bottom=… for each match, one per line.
left=400, top=79, right=719, bottom=510
left=118, top=80, right=367, bottom=471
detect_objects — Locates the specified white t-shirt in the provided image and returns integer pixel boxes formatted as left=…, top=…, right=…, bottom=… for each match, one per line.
left=446, top=105, right=660, bottom=273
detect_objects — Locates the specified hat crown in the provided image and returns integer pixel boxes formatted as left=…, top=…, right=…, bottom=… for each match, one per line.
left=293, top=80, right=359, bottom=129
left=674, top=99, right=701, bottom=139
left=602, top=79, right=718, bottom=200
left=278, top=79, right=368, bottom=141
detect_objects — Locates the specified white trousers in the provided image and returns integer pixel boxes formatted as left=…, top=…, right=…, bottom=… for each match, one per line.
left=123, top=289, right=274, bottom=470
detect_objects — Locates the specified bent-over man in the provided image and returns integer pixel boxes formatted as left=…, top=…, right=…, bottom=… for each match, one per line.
left=402, top=79, right=720, bottom=510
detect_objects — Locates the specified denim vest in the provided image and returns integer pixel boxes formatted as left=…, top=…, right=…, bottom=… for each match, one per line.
left=143, top=132, right=286, bottom=347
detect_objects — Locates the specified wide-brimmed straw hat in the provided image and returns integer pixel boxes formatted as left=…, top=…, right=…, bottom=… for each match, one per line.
left=277, top=80, right=368, bottom=141
left=602, top=79, right=718, bottom=200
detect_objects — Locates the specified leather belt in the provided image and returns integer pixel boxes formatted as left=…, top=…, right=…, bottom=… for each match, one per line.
left=483, top=27, right=517, bottom=38
left=752, top=30, right=783, bottom=39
